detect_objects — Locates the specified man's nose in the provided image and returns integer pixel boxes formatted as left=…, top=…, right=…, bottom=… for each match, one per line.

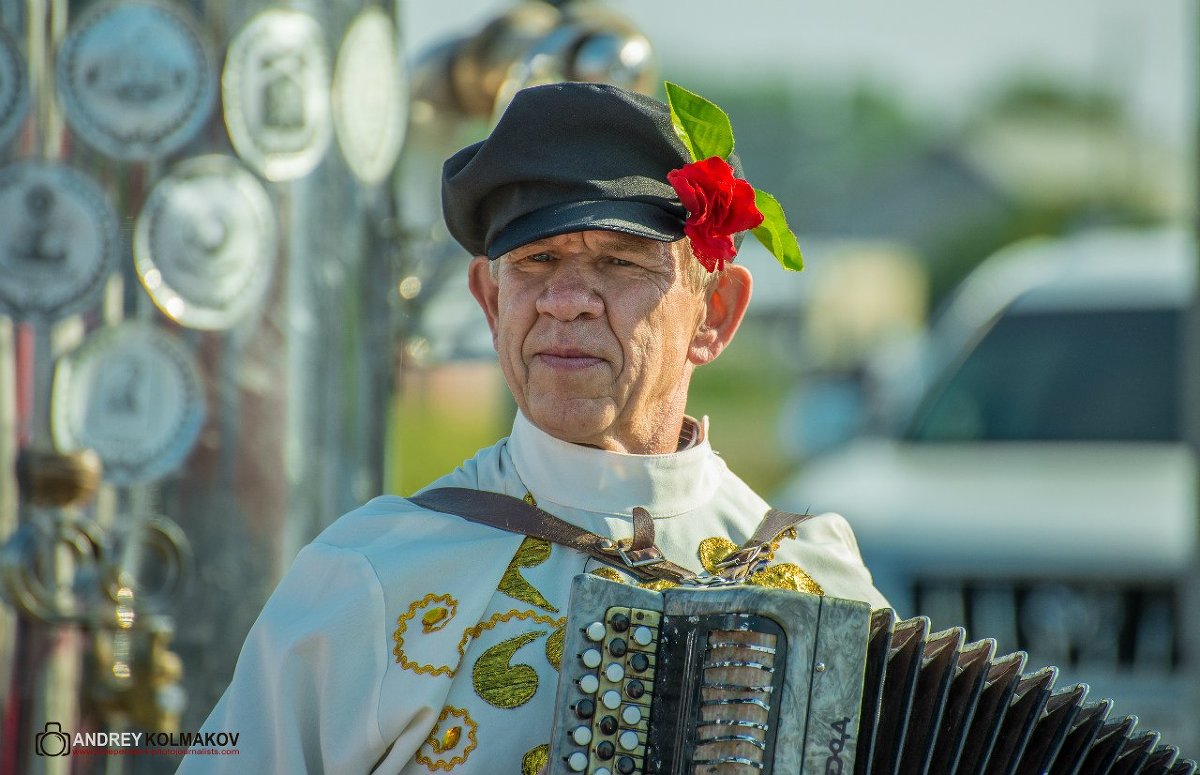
left=535, top=265, right=604, bottom=321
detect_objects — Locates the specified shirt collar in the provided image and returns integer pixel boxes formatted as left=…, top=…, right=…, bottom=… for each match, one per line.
left=506, top=410, right=721, bottom=518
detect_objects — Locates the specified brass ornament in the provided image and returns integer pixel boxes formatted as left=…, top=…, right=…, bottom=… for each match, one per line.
left=414, top=706, right=477, bottom=772
left=392, top=593, right=460, bottom=676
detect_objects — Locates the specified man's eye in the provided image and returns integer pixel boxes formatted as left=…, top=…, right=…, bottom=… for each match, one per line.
left=609, top=257, right=635, bottom=267
left=527, top=253, right=553, bottom=263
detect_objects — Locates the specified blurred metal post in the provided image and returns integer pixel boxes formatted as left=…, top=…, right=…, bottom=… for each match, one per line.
left=1, top=2, right=406, bottom=774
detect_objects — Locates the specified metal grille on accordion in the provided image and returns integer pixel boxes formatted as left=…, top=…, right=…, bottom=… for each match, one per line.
left=549, top=575, right=1197, bottom=775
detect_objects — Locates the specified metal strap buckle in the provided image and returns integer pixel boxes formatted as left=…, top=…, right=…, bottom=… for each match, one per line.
left=598, top=538, right=666, bottom=569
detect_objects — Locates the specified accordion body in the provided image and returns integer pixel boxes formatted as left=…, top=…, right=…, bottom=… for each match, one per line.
left=548, top=574, right=1195, bottom=775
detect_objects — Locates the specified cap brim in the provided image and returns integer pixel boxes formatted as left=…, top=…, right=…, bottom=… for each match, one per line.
left=486, top=199, right=684, bottom=259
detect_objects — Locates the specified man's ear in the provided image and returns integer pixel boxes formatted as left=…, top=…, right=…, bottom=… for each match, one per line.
left=689, top=263, right=753, bottom=366
left=467, top=256, right=500, bottom=345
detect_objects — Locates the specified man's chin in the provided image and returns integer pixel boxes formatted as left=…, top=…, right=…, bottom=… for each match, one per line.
left=523, top=402, right=617, bottom=449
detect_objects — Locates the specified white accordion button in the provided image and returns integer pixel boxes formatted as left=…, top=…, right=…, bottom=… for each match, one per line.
left=621, top=705, right=642, bottom=725
left=632, top=626, right=653, bottom=646
left=585, top=622, right=606, bottom=641
left=619, top=730, right=639, bottom=751
left=567, top=751, right=589, bottom=771
left=571, top=725, right=593, bottom=746
left=595, top=769, right=612, bottom=775
left=601, top=689, right=622, bottom=710
left=579, top=674, right=600, bottom=694
left=582, top=649, right=602, bottom=668
left=605, top=663, right=625, bottom=682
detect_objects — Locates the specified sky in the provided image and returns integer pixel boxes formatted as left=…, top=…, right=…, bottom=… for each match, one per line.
left=402, top=0, right=1195, bottom=150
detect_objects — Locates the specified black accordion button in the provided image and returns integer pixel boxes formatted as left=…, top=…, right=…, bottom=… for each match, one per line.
left=626, top=680, right=645, bottom=699
left=599, top=715, right=618, bottom=735
left=630, top=653, right=649, bottom=672
left=617, top=756, right=636, bottom=774
left=609, top=638, right=627, bottom=657
left=597, top=740, right=615, bottom=760
left=610, top=613, right=630, bottom=632
left=575, top=698, right=595, bottom=719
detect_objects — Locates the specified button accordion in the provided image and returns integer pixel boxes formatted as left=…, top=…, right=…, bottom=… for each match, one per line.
left=548, top=574, right=1195, bottom=775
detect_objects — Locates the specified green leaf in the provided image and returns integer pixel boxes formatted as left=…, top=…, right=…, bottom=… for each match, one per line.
left=665, top=81, right=735, bottom=162
left=750, top=189, right=804, bottom=271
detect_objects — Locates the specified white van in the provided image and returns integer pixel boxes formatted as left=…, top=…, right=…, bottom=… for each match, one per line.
left=775, top=228, right=1199, bottom=748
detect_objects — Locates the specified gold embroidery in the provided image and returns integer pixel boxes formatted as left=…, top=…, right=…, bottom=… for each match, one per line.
left=696, top=537, right=824, bottom=595
left=698, top=536, right=739, bottom=573
left=473, top=629, right=546, bottom=708
left=591, top=565, right=675, bottom=591
left=498, top=537, right=559, bottom=613
left=545, top=624, right=564, bottom=671
left=521, top=744, right=550, bottom=775
left=749, top=563, right=824, bottom=595
left=455, top=609, right=564, bottom=661
left=523, top=491, right=537, bottom=506
left=393, top=593, right=459, bottom=676
left=590, top=567, right=626, bottom=583
left=415, top=706, right=477, bottom=771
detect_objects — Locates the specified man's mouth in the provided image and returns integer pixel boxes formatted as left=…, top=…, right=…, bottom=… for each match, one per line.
left=534, top=349, right=605, bottom=370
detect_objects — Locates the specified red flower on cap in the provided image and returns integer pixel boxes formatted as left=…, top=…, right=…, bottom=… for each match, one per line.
left=667, top=156, right=764, bottom=272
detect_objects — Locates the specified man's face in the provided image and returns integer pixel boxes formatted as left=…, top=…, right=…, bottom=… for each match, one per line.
left=470, top=230, right=710, bottom=454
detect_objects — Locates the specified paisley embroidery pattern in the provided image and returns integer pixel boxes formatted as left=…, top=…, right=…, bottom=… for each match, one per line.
left=521, top=744, right=550, bottom=775
left=459, top=609, right=566, bottom=707
left=473, top=629, right=546, bottom=709
left=498, top=537, right=558, bottom=613
left=393, top=593, right=460, bottom=676
left=414, top=706, right=477, bottom=771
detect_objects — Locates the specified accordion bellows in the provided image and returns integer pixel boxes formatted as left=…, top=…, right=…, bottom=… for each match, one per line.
left=860, top=607, right=1194, bottom=775
left=548, top=575, right=1196, bottom=775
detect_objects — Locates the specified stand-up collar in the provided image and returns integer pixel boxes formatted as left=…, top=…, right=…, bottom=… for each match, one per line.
left=506, top=411, right=722, bottom=518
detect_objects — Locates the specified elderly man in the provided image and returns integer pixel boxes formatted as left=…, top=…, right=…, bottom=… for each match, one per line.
left=180, top=82, right=886, bottom=774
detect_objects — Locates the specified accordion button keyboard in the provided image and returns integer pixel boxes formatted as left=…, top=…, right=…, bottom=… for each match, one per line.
left=563, top=605, right=659, bottom=775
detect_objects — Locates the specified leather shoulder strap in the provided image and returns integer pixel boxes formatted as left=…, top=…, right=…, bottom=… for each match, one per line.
left=407, top=487, right=696, bottom=584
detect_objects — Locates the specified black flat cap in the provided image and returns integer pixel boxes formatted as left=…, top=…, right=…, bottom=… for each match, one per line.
left=441, top=81, right=742, bottom=259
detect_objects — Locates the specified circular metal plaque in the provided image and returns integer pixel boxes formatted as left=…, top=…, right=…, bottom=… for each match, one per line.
left=56, top=0, right=216, bottom=160
left=223, top=9, right=332, bottom=181
left=134, top=155, right=277, bottom=330
left=51, top=322, right=206, bottom=486
left=332, top=7, right=407, bottom=185
left=0, top=24, right=30, bottom=148
left=0, top=162, right=118, bottom=320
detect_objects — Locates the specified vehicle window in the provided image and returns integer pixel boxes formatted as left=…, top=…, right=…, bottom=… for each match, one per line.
left=908, top=308, right=1180, bottom=442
